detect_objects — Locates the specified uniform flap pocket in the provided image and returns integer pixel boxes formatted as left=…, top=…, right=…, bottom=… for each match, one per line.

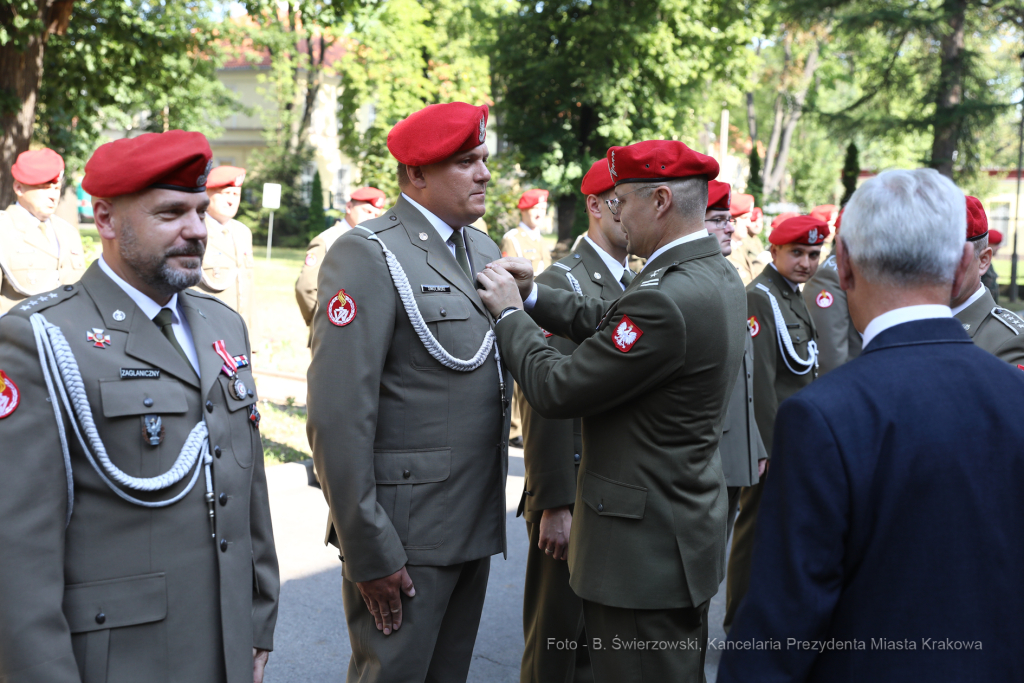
left=100, top=379, right=188, bottom=417
left=220, top=368, right=258, bottom=413
left=414, top=293, right=471, bottom=323
left=374, top=448, right=452, bottom=484
left=581, top=471, right=647, bottom=519
left=63, top=572, right=167, bottom=633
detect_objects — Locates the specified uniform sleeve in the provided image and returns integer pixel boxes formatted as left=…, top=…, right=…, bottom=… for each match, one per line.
left=295, top=237, right=326, bottom=326
left=717, top=396, right=849, bottom=682
left=528, top=284, right=615, bottom=346
left=804, top=281, right=853, bottom=375
left=747, top=289, right=779, bottom=458
left=306, top=234, right=407, bottom=583
left=993, top=336, right=1024, bottom=367
left=0, top=315, right=81, bottom=682
left=495, top=288, right=686, bottom=421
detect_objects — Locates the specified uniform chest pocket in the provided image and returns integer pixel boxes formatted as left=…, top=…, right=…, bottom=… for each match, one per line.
left=100, top=379, right=188, bottom=417
left=409, top=293, right=472, bottom=369
left=218, top=368, right=258, bottom=468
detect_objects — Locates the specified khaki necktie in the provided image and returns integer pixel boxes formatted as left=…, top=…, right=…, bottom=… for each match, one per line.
left=620, top=269, right=635, bottom=287
left=448, top=229, right=472, bottom=280
left=154, top=308, right=194, bottom=371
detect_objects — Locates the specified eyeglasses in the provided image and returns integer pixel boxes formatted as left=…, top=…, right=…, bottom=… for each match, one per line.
left=605, top=184, right=655, bottom=216
left=705, top=217, right=737, bottom=228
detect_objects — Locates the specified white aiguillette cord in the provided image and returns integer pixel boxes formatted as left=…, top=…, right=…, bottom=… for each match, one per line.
left=351, top=226, right=506, bottom=409
left=755, top=283, right=818, bottom=375
left=30, top=313, right=213, bottom=529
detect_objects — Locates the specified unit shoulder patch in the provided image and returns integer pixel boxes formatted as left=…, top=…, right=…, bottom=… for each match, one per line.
left=815, top=290, right=834, bottom=308
left=612, top=315, right=643, bottom=353
left=748, top=315, right=760, bottom=338
left=0, top=370, right=20, bottom=418
left=305, top=253, right=317, bottom=267
left=991, top=307, right=1024, bottom=335
left=327, top=289, right=357, bottom=327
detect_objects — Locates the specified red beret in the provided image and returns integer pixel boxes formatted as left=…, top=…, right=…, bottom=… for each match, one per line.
left=769, top=215, right=830, bottom=246
left=580, top=158, right=614, bottom=196
left=206, top=165, right=246, bottom=189
left=730, top=193, right=754, bottom=217
left=607, top=140, right=719, bottom=186
left=751, top=207, right=763, bottom=222
left=810, top=204, right=838, bottom=223
left=387, top=103, right=488, bottom=167
left=770, top=212, right=799, bottom=230
left=82, top=130, right=212, bottom=197
left=989, top=229, right=1003, bottom=246
left=518, top=188, right=549, bottom=210
left=707, top=180, right=731, bottom=211
left=350, top=186, right=386, bottom=209
left=11, top=148, right=64, bottom=185
left=966, top=196, right=988, bottom=241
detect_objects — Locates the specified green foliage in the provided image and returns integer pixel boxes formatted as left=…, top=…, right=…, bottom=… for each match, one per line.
left=236, top=147, right=316, bottom=248
left=787, top=122, right=841, bottom=208
left=748, top=147, right=764, bottom=206
left=308, top=169, right=326, bottom=238
left=34, top=0, right=240, bottom=176
left=840, top=141, right=858, bottom=205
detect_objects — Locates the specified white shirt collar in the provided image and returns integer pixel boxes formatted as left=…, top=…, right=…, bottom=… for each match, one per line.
left=402, top=192, right=457, bottom=243
left=861, top=304, right=952, bottom=349
left=642, top=229, right=710, bottom=272
left=950, top=284, right=987, bottom=316
left=769, top=263, right=801, bottom=292
left=518, top=221, right=541, bottom=238
left=98, top=255, right=181, bottom=323
left=583, top=234, right=628, bottom=287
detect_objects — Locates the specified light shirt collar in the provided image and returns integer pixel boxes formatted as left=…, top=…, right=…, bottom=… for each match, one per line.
left=583, top=234, right=628, bottom=288
left=13, top=201, right=49, bottom=226
left=861, top=304, right=952, bottom=349
left=518, top=221, right=541, bottom=238
left=642, top=229, right=710, bottom=272
left=402, top=193, right=457, bottom=243
left=769, top=263, right=801, bottom=292
left=950, top=284, right=987, bottom=316
left=98, top=256, right=179, bottom=322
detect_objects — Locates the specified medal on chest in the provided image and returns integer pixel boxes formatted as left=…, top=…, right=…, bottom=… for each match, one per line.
left=213, top=339, right=249, bottom=400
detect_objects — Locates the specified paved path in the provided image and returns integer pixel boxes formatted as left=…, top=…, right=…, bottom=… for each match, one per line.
left=263, top=453, right=729, bottom=682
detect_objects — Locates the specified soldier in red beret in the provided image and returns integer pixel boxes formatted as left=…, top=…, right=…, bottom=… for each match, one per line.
left=305, top=102, right=511, bottom=683
left=1, top=148, right=87, bottom=312
left=501, top=188, right=553, bottom=277
left=477, top=139, right=748, bottom=683
left=195, top=165, right=257, bottom=331
left=295, top=185, right=387, bottom=343
left=727, top=192, right=768, bottom=285
left=0, top=130, right=279, bottom=683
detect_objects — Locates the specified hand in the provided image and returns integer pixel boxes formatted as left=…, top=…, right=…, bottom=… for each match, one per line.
left=538, top=506, right=572, bottom=561
left=356, top=566, right=416, bottom=635
left=758, top=458, right=769, bottom=477
left=253, top=648, right=269, bottom=683
left=476, top=264, right=525, bottom=317
left=487, top=257, right=535, bottom=301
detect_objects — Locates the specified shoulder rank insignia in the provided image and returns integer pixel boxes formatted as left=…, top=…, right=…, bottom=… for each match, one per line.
left=0, top=370, right=20, bottom=419
left=823, top=254, right=838, bottom=271
left=992, top=307, right=1024, bottom=335
left=815, top=290, right=834, bottom=308
left=553, top=262, right=571, bottom=271
left=612, top=315, right=643, bottom=352
left=328, top=289, right=357, bottom=327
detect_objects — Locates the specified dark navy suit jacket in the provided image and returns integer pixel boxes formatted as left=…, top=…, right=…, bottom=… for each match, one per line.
left=718, top=318, right=1024, bottom=682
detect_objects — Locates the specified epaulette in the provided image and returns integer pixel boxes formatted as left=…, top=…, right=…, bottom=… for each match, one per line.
left=357, top=210, right=402, bottom=235
left=552, top=261, right=571, bottom=271
left=991, top=307, right=1024, bottom=335
left=822, top=254, right=838, bottom=271
left=637, top=265, right=671, bottom=289
left=181, top=288, right=238, bottom=314
left=4, top=285, right=79, bottom=318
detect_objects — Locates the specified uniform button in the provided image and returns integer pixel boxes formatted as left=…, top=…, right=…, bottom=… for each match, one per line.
left=64, top=285, right=74, bottom=292
left=440, top=308, right=447, bottom=317
left=220, top=538, right=228, bottom=552
left=402, top=470, right=411, bottom=479
left=747, top=373, right=752, bottom=379
left=143, top=397, right=154, bottom=407
left=214, top=445, right=222, bottom=458
left=597, top=503, right=604, bottom=512
left=95, top=612, right=106, bottom=624
left=219, top=492, right=228, bottom=506
left=574, top=453, right=581, bottom=463
left=749, top=397, right=753, bottom=403
left=390, top=215, right=397, bottom=221
left=206, top=400, right=214, bottom=413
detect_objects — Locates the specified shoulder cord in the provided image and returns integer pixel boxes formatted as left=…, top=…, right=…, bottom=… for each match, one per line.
left=755, top=283, right=818, bottom=376
left=566, top=272, right=582, bottom=295
left=351, top=228, right=504, bottom=392
left=29, top=313, right=212, bottom=526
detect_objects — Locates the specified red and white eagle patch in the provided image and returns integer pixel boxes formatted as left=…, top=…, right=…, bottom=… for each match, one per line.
left=541, top=329, right=553, bottom=338
left=305, top=254, right=317, bottom=267
left=748, top=316, right=760, bottom=338
left=327, top=289, right=357, bottom=327
left=816, top=290, right=834, bottom=308
left=612, top=315, right=643, bottom=352
left=0, top=371, right=20, bottom=419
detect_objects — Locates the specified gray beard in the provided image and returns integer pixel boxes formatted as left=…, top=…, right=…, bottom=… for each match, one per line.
left=118, top=218, right=205, bottom=296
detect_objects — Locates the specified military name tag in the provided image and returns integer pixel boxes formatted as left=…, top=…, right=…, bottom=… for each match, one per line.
left=121, top=368, right=161, bottom=379
left=421, top=284, right=451, bottom=293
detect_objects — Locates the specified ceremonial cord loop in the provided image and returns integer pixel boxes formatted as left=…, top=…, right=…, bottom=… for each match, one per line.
left=30, top=313, right=211, bottom=523
left=755, top=283, right=818, bottom=376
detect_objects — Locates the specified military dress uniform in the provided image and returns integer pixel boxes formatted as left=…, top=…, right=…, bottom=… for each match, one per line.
left=518, top=236, right=628, bottom=683
left=0, top=202, right=87, bottom=313
left=295, top=222, right=349, bottom=341
left=802, top=254, right=861, bottom=375
left=726, top=232, right=766, bottom=286
left=954, top=286, right=1024, bottom=365
left=502, top=223, right=552, bottom=275
left=196, top=215, right=255, bottom=331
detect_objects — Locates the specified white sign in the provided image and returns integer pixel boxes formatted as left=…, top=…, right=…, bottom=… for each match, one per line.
left=262, top=183, right=281, bottom=210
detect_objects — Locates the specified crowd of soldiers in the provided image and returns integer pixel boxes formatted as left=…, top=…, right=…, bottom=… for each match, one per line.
left=0, top=97, right=1021, bottom=683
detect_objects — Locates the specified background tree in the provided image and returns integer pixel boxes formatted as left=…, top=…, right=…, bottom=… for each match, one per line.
left=747, top=146, right=764, bottom=206
left=839, top=141, right=858, bottom=205
left=308, top=167, right=326, bottom=238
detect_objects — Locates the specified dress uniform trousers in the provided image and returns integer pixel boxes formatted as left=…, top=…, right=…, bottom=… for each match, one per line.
left=724, top=477, right=765, bottom=631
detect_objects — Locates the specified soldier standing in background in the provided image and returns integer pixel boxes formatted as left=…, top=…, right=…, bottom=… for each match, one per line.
left=0, top=130, right=279, bottom=683
left=295, top=186, right=386, bottom=342
left=0, top=148, right=86, bottom=313
left=518, top=158, right=628, bottom=683
left=803, top=212, right=861, bottom=374
left=196, top=166, right=256, bottom=332
left=726, top=193, right=766, bottom=285
left=982, top=228, right=1002, bottom=303
left=951, top=197, right=1024, bottom=364
left=725, top=214, right=828, bottom=632
left=706, top=180, right=767, bottom=539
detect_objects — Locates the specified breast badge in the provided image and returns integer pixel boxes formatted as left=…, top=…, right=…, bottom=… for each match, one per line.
left=87, top=328, right=112, bottom=348
left=213, top=340, right=250, bottom=400
left=328, top=289, right=357, bottom=327
left=0, top=371, right=20, bottom=419
left=305, top=254, right=317, bottom=266
left=748, top=316, right=760, bottom=338
left=143, top=415, right=164, bottom=446
left=612, top=315, right=643, bottom=353
left=816, top=290, right=834, bottom=308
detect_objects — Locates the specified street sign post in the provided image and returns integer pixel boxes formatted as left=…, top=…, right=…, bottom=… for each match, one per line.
left=262, top=183, right=282, bottom=260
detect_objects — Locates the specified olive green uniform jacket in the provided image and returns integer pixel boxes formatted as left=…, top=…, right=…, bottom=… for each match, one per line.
left=726, top=233, right=767, bottom=287
left=720, top=333, right=766, bottom=489
left=954, top=288, right=1024, bottom=365
left=496, top=236, right=746, bottom=610
left=295, top=222, right=351, bottom=338
left=0, top=264, right=279, bottom=683
left=802, top=254, right=861, bottom=375
left=196, top=216, right=255, bottom=332
left=306, top=196, right=510, bottom=584
left=0, top=203, right=87, bottom=313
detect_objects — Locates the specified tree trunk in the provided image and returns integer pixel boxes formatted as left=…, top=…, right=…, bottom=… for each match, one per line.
left=930, top=0, right=967, bottom=178
left=761, top=34, right=791, bottom=184
left=764, top=40, right=821, bottom=198
left=0, top=0, right=74, bottom=208
left=746, top=91, right=757, bottom=144
left=556, top=193, right=577, bottom=244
